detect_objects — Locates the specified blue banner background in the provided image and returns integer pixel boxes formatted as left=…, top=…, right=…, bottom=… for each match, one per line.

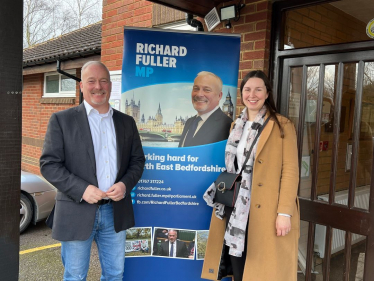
left=122, top=27, right=240, bottom=91
left=126, top=142, right=225, bottom=280
left=122, top=27, right=240, bottom=281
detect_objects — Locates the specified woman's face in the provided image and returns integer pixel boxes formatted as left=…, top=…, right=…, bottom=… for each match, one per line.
left=242, top=77, right=269, bottom=119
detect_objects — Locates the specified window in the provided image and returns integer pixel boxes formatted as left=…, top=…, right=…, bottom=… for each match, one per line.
left=44, top=71, right=77, bottom=97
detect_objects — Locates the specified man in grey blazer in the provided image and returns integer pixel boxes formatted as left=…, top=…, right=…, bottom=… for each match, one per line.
left=179, top=71, right=232, bottom=147
left=40, top=61, right=145, bottom=280
left=157, top=230, right=189, bottom=258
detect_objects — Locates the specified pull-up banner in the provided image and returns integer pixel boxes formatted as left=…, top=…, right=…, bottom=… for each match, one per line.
left=120, top=27, right=240, bottom=280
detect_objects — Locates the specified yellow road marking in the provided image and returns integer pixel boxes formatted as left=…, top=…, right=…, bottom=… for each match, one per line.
left=20, top=243, right=61, bottom=255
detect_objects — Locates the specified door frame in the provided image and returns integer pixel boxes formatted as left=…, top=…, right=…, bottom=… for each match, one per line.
left=270, top=1, right=374, bottom=280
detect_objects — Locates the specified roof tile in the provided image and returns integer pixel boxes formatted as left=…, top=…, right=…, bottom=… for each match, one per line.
left=23, top=22, right=102, bottom=66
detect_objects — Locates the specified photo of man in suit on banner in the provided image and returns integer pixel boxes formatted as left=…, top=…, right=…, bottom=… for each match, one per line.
left=120, top=71, right=235, bottom=148
left=179, top=71, right=233, bottom=147
left=158, top=229, right=189, bottom=258
left=153, top=228, right=197, bottom=259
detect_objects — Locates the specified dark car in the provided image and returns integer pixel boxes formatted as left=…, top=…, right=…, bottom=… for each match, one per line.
left=20, top=171, right=56, bottom=233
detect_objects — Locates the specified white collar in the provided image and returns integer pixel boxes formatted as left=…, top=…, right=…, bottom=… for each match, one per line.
left=197, top=105, right=219, bottom=122
left=83, top=100, right=113, bottom=117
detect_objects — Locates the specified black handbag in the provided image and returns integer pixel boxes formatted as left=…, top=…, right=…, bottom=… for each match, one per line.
left=214, top=116, right=271, bottom=207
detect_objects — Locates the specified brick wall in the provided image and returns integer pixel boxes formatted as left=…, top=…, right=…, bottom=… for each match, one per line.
left=213, top=0, right=272, bottom=114
left=22, top=71, right=80, bottom=174
left=101, top=0, right=153, bottom=70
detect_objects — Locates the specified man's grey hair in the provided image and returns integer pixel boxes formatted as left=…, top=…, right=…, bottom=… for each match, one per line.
left=168, top=229, right=178, bottom=236
left=81, top=61, right=111, bottom=80
left=196, top=71, right=223, bottom=92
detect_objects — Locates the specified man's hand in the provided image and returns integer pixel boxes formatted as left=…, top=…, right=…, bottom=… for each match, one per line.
left=82, top=185, right=106, bottom=204
left=106, top=182, right=127, bottom=201
left=276, top=215, right=291, bottom=236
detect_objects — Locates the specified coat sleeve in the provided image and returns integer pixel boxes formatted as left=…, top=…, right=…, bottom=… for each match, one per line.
left=40, top=113, right=90, bottom=202
left=277, top=120, right=299, bottom=216
left=118, top=117, right=145, bottom=191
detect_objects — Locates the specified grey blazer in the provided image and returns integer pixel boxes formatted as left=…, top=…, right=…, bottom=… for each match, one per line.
left=178, top=108, right=232, bottom=147
left=159, top=240, right=189, bottom=258
left=40, top=103, right=145, bottom=241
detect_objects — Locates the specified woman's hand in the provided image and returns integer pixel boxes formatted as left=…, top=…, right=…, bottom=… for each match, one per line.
left=276, top=215, right=291, bottom=236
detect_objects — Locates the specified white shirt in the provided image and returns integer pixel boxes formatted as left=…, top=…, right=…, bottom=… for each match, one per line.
left=84, top=101, right=118, bottom=192
left=181, top=106, right=220, bottom=146
left=195, top=105, right=220, bottom=135
left=168, top=241, right=177, bottom=257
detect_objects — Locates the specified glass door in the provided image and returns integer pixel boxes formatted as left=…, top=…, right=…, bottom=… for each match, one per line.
left=280, top=50, right=374, bottom=281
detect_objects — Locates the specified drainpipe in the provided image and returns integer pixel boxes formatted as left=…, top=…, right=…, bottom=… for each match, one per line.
left=57, top=60, right=83, bottom=104
left=186, top=13, right=204, bottom=31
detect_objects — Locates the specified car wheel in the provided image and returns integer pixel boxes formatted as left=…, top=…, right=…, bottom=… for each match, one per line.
left=20, top=193, right=33, bottom=233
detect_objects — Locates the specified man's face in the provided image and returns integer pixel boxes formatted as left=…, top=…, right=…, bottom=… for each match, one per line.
left=80, top=63, right=112, bottom=113
left=191, top=75, right=222, bottom=115
left=168, top=230, right=177, bottom=243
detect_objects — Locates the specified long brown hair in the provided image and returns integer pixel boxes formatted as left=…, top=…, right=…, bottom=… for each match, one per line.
left=240, top=70, right=284, bottom=138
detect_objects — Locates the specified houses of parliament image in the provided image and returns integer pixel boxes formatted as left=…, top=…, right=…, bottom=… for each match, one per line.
left=124, top=91, right=234, bottom=142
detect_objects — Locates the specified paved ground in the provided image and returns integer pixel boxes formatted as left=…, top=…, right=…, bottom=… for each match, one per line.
left=20, top=221, right=365, bottom=281
left=19, top=221, right=101, bottom=280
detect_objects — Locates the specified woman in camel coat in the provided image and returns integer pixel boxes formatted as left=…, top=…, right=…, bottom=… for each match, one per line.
left=202, top=70, right=299, bottom=281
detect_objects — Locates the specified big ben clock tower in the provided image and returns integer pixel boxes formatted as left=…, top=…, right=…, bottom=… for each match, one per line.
left=222, top=91, right=234, bottom=119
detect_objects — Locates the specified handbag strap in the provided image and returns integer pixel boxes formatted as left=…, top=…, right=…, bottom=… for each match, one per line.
left=238, top=115, right=271, bottom=174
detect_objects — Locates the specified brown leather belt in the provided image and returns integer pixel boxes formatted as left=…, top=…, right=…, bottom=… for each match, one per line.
left=97, top=199, right=111, bottom=205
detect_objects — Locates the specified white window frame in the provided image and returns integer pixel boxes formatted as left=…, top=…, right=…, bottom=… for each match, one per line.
left=43, top=70, right=77, bottom=98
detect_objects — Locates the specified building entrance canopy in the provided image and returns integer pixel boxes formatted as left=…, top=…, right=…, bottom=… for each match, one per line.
left=148, top=0, right=226, bottom=17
